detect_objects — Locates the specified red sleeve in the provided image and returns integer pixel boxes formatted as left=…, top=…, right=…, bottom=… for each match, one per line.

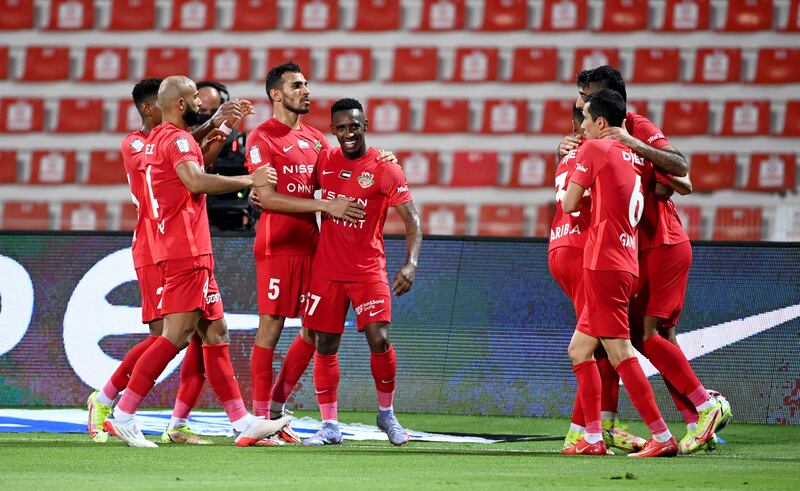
left=631, top=115, right=671, bottom=149
left=380, top=164, right=412, bottom=207
left=245, top=129, right=274, bottom=174
left=569, top=141, right=605, bottom=190
left=165, top=134, right=203, bottom=169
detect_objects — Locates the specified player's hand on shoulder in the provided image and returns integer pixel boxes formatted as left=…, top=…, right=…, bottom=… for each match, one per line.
left=393, top=263, right=416, bottom=296
left=558, top=135, right=581, bottom=158
left=252, top=163, right=278, bottom=188
left=376, top=149, right=399, bottom=166
left=598, top=121, right=632, bottom=144
left=325, top=197, right=366, bottom=223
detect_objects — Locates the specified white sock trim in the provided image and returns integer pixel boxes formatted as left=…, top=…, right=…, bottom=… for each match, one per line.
left=652, top=430, right=672, bottom=443
left=97, top=390, right=115, bottom=406
left=232, top=414, right=255, bottom=432
left=569, top=423, right=586, bottom=433
left=584, top=432, right=603, bottom=444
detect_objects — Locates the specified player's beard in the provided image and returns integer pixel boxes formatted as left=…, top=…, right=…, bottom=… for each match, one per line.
left=182, top=105, right=205, bottom=126
left=285, top=99, right=310, bottom=115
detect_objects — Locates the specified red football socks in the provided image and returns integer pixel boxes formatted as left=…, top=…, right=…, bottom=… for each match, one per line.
left=314, top=352, right=340, bottom=421
left=250, top=344, right=274, bottom=417
left=597, top=355, right=620, bottom=415
left=642, top=335, right=708, bottom=408
left=116, top=336, right=179, bottom=415
left=570, top=396, right=586, bottom=427
left=271, top=333, right=316, bottom=405
left=664, top=378, right=699, bottom=425
left=203, top=343, right=248, bottom=424
left=172, top=334, right=205, bottom=419
left=615, top=357, right=669, bottom=435
left=370, top=346, right=397, bottom=410
left=573, top=360, right=602, bottom=435
left=105, top=335, right=158, bottom=399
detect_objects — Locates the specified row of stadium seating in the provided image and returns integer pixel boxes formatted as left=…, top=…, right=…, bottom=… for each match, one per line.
left=2, top=148, right=796, bottom=192
left=3, top=45, right=798, bottom=84
left=3, top=0, right=797, bottom=33
left=2, top=96, right=799, bottom=137
left=0, top=198, right=776, bottom=241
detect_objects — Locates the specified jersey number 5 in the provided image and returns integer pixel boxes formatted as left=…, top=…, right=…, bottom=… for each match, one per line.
left=629, top=174, right=644, bottom=227
left=555, top=171, right=580, bottom=217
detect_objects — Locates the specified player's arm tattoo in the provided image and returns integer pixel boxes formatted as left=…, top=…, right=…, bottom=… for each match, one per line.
left=393, top=201, right=422, bottom=296
left=665, top=174, right=693, bottom=196
left=175, top=161, right=253, bottom=195
left=627, top=140, right=689, bottom=177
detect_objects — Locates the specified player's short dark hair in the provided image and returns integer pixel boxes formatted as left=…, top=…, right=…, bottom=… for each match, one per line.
left=265, top=62, right=302, bottom=102
left=196, top=80, right=230, bottom=103
left=331, top=98, right=363, bottom=116
left=572, top=104, right=584, bottom=124
left=576, top=65, right=627, bottom=103
left=132, top=78, right=162, bottom=111
left=585, top=89, right=626, bottom=127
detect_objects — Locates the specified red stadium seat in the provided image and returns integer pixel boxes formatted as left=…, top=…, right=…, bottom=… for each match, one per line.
left=266, top=47, right=312, bottom=75
left=478, top=0, right=528, bottom=31
left=352, top=0, right=400, bottom=31
left=168, top=0, right=216, bottom=31
left=115, top=99, right=140, bottom=133
left=205, top=47, right=251, bottom=82
left=781, top=101, right=800, bottom=136
left=120, top=202, right=138, bottom=230
left=661, top=100, right=709, bottom=135
left=690, top=153, right=737, bottom=192
left=509, top=152, right=555, bottom=188
left=631, top=47, right=681, bottom=83
left=61, top=202, right=108, bottom=231
left=29, top=150, right=77, bottom=184
left=383, top=207, right=406, bottom=234
left=539, top=0, right=587, bottom=31
left=144, top=47, right=191, bottom=78
left=229, top=0, right=277, bottom=31
left=713, top=207, right=763, bottom=241
left=0, top=97, right=44, bottom=132
left=719, top=0, right=773, bottom=32
left=753, top=48, right=800, bottom=84
left=509, top=47, right=558, bottom=82
left=87, top=150, right=127, bottom=184
left=451, top=47, right=499, bottom=82
left=0, top=150, right=17, bottom=183
left=784, top=0, right=800, bottom=31
left=46, top=0, right=94, bottom=30
left=421, top=99, right=470, bottom=133
left=674, top=205, right=702, bottom=240
left=397, top=150, right=439, bottom=185
left=660, top=0, right=710, bottom=31
left=720, top=100, right=771, bottom=136
left=539, top=99, right=575, bottom=135
left=299, top=98, right=335, bottom=130
left=55, top=98, right=105, bottom=133
left=21, top=46, right=70, bottom=81
left=108, top=0, right=156, bottom=30
left=1, top=202, right=50, bottom=230
left=0, top=46, right=7, bottom=79
left=596, top=0, right=648, bottom=31
left=533, top=203, right=557, bottom=237
left=82, top=47, right=129, bottom=82
left=692, top=47, right=741, bottom=83
left=478, top=205, right=526, bottom=236
left=326, top=47, right=371, bottom=82
left=417, top=0, right=465, bottom=31
left=389, top=47, right=439, bottom=82
left=292, top=0, right=339, bottom=31
left=746, top=153, right=796, bottom=191
left=449, top=151, right=498, bottom=186
left=572, top=48, right=620, bottom=76
left=0, top=0, right=34, bottom=29
left=627, top=99, right=649, bottom=117
left=479, top=99, right=528, bottom=134
left=367, top=98, right=411, bottom=133
left=422, top=203, right=467, bottom=235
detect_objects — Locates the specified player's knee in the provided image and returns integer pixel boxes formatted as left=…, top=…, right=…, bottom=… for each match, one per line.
left=203, top=319, right=230, bottom=345
left=148, top=319, right=164, bottom=337
left=300, top=327, right=315, bottom=345
left=314, top=332, right=339, bottom=355
left=364, top=323, right=390, bottom=352
left=567, top=342, right=591, bottom=364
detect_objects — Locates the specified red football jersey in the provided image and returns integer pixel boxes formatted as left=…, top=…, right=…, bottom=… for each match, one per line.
left=627, top=112, right=689, bottom=250
left=313, top=147, right=412, bottom=283
left=570, top=138, right=651, bottom=276
left=549, top=137, right=592, bottom=252
left=121, top=130, right=155, bottom=268
left=245, top=118, right=330, bottom=256
left=143, top=122, right=212, bottom=263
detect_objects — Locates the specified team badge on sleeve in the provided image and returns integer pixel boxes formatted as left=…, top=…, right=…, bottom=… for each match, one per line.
left=130, top=139, right=144, bottom=153
left=249, top=145, right=262, bottom=164
left=175, top=137, right=190, bottom=153
left=358, top=171, right=374, bottom=188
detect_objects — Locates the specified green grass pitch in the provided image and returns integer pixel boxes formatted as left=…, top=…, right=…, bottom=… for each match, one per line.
left=0, top=410, right=798, bottom=490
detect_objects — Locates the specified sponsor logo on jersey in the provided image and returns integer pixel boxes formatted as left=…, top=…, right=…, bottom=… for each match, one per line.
left=176, top=137, right=190, bottom=153
left=313, top=139, right=323, bottom=152
left=206, top=292, right=221, bottom=304
left=339, top=170, right=352, bottom=180
left=248, top=146, right=262, bottom=164
left=355, top=298, right=385, bottom=315
left=282, top=144, right=295, bottom=152
left=621, top=149, right=646, bottom=167
left=130, top=139, right=144, bottom=153
left=298, top=139, right=309, bottom=149
left=358, top=171, right=375, bottom=188
left=575, top=164, right=588, bottom=173
left=396, top=185, right=409, bottom=193
left=647, top=133, right=665, bottom=144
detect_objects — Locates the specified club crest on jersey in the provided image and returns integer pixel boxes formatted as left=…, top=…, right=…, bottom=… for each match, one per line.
left=339, top=170, right=352, bottom=180
left=176, top=137, right=190, bottom=153
left=298, top=139, right=309, bottom=149
left=313, top=140, right=323, bottom=152
left=130, top=139, right=144, bottom=153
left=358, top=171, right=374, bottom=188
left=249, top=145, right=262, bottom=164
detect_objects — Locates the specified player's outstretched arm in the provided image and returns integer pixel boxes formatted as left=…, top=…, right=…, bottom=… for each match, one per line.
left=392, top=201, right=422, bottom=297
left=598, top=124, right=689, bottom=177
left=252, top=178, right=366, bottom=223
left=561, top=182, right=586, bottom=214
left=175, top=160, right=254, bottom=195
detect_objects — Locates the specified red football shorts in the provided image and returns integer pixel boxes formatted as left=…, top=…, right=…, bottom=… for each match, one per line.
left=632, top=241, right=692, bottom=329
left=158, top=254, right=224, bottom=321
left=302, top=277, right=392, bottom=334
left=255, top=254, right=312, bottom=318
left=548, top=247, right=585, bottom=319
left=135, top=264, right=163, bottom=324
left=577, top=269, right=635, bottom=339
